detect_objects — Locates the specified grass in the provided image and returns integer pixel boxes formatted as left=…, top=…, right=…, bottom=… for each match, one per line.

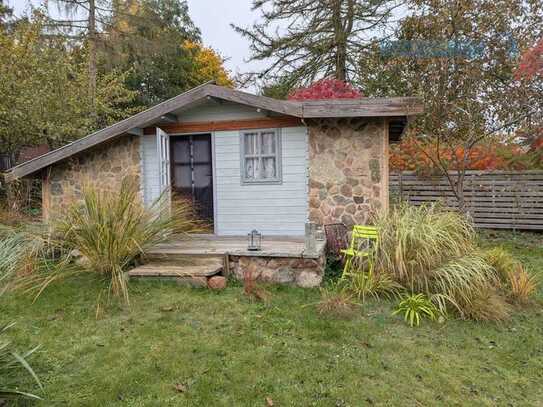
left=0, top=230, right=542, bottom=406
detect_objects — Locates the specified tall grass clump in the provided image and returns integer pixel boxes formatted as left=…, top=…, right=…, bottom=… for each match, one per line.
left=1, top=265, right=43, bottom=400
left=0, top=323, right=43, bottom=400
left=482, top=247, right=538, bottom=305
left=52, top=178, right=201, bottom=305
left=316, top=283, right=359, bottom=319
left=346, top=255, right=401, bottom=302
left=0, top=223, right=69, bottom=296
left=507, top=267, right=538, bottom=305
left=482, top=247, right=520, bottom=282
left=431, top=256, right=505, bottom=319
left=373, top=203, right=509, bottom=320
left=374, top=203, right=476, bottom=290
left=1, top=178, right=203, bottom=306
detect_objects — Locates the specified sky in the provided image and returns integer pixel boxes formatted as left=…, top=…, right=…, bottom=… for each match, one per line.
left=7, top=0, right=267, bottom=86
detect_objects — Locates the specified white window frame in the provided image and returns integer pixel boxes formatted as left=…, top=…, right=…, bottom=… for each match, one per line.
left=240, top=129, right=282, bottom=185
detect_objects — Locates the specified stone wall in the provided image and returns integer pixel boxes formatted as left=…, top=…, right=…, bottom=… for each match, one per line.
left=42, top=135, right=141, bottom=220
left=229, top=254, right=326, bottom=288
left=307, top=118, right=388, bottom=226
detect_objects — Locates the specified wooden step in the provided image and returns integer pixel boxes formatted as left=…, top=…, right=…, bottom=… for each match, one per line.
left=127, top=256, right=223, bottom=287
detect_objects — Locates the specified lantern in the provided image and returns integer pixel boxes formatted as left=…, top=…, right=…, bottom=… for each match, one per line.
left=247, top=229, right=262, bottom=251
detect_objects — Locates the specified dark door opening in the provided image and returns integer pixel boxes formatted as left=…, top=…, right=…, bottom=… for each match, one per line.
left=170, top=134, right=214, bottom=227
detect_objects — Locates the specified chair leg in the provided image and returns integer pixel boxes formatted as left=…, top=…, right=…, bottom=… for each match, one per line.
left=341, top=256, right=352, bottom=279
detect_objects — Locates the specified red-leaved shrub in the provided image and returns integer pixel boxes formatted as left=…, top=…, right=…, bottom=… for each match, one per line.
left=288, top=78, right=362, bottom=100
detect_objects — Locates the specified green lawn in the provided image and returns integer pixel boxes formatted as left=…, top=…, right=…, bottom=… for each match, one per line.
left=2, top=231, right=543, bottom=406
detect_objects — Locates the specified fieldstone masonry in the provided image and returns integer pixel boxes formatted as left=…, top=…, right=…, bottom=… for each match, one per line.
left=229, top=255, right=326, bottom=288
left=307, top=118, right=388, bottom=226
left=43, top=135, right=140, bottom=219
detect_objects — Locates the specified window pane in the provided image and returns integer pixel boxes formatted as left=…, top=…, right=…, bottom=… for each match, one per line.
left=260, top=131, right=276, bottom=154
left=172, top=138, right=190, bottom=164
left=193, top=163, right=212, bottom=188
left=245, top=158, right=258, bottom=179
left=244, top=133, right=258, bottom=155
left=192, top=136, right=211, bottom=162
left=173, top=165, right=191, bottom=189
left=261, top=157, right=276, bottom=179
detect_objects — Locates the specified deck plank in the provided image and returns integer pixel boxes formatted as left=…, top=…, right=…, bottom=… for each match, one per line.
left=148, top=236, right=325, bottom=259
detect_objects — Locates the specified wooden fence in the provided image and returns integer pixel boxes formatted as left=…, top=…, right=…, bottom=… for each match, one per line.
left=390, top=171, right=543, bottom=230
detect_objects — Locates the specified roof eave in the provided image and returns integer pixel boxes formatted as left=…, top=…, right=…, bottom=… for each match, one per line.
left=297, top=97, right=424, bottom=118
left=5, top=83, right=303, bottom=182
left=4, top=88, right=422, bottom=181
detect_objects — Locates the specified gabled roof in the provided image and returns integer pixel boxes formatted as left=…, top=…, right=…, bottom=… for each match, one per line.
left=4, top=82, right=423, bottom=181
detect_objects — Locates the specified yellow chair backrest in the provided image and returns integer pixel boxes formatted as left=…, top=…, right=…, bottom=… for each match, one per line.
left=349, top=225, right=379, bottom=251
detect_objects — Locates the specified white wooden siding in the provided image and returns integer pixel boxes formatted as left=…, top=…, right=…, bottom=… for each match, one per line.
left=140, top=133, right=161, bottom=206
left=140, top=123, right=309, bottom=235
left=215, top=126, right=308, bottom=236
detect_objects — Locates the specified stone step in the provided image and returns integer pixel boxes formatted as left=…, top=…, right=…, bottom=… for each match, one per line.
left=128, top=256, right=224, bottom=287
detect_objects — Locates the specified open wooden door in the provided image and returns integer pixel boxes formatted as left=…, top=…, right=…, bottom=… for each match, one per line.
left=156, top=127, right=171, bottom=202
left=170, top=134, right=214, bottom=226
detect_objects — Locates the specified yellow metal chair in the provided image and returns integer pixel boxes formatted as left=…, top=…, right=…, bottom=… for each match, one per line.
left=340, top=225, right=379, bottom=278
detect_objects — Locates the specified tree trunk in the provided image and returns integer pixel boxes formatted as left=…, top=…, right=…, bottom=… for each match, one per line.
left=332, top=0, right=347, bottom=81
left=88, top=0, right=97, bottom=117
left=335, top=43, right=347, bottom=81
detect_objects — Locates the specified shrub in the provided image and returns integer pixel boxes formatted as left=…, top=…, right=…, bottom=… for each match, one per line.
left=393, top=293, right=439, bottom=327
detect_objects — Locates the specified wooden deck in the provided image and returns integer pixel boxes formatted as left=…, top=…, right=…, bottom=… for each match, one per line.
left=129, top=235, right=326, bottom=283
left=148, top=235, right=326, bottom=259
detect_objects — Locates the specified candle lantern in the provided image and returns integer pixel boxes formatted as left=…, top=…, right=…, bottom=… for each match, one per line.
left=247, top=229, right=262, bottom=251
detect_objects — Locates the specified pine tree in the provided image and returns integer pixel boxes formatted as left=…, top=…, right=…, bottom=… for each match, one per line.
left=45, top=0, right=115, bottom=115
left=232, top=0, right=402, bottom=88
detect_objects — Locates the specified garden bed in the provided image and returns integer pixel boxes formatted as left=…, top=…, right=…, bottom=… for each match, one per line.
left=1, top=231, right=542, bottom=405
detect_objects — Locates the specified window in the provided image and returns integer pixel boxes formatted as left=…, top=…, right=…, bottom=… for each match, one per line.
left=240, top=129, right=282, bottom=184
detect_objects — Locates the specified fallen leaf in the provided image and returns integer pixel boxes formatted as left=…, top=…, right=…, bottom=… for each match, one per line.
left=265, top=396, right=274, bottom=406
left=174, top=383, right=187, bottom=393
left=160, top=305, right=174, bottom=312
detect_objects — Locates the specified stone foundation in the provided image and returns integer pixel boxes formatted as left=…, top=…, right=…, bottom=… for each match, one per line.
left=307, top=118, right=389, bottom=226
left=229, top=255, right=326, bottom=288
left=42, top=135, right=141, bottom=220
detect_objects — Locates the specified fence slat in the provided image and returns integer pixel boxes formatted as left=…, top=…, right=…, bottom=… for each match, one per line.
left=390, top=170, right=543, bottom=230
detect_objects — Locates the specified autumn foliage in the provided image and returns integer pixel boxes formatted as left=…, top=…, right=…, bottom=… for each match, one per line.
left=390, top=136, right=542, bottom=173
left=515, top=38, right=543, bottom=81
left=288, top=79, right=362, bottom=100
left=183, top=41, right=234, bottom=88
